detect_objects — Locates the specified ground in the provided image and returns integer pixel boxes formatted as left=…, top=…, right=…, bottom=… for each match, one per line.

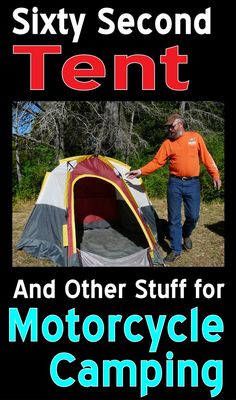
left=12, top=199, right=224, bottom=267
left=151, top=198, right=224, bottom=267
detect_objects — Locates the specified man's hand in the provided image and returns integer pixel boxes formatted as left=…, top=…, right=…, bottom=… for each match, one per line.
left=213, top=179, right=222, bottom=190
left=125, top=169, right=141, bottom=179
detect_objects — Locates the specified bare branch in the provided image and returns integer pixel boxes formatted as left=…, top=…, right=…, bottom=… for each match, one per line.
left=12, top=133, right=56, bottom=149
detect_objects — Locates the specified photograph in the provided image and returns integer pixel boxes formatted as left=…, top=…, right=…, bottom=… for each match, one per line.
left=2, top=2, right=236, bottom=400
left=12, top=101, right=224, bottom=267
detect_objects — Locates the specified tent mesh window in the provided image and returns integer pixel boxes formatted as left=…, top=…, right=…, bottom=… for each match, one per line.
left=74, top=177, right=149, bottom=259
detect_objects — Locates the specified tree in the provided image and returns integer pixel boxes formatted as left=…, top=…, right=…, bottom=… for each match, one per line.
left=30, top=101, right=148, bottom=162
left=178, top=101, right=224, bottom=133
left=12, top=101, right=44, bottom=183
left=12, top=101, right=224, bottom=201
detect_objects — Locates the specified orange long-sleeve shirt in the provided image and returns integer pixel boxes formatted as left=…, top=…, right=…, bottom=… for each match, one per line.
left=140, top=131, right=220, bottom=180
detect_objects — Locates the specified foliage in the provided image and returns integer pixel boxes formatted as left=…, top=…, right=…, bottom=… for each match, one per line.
left=13, top=146, right=57, bottom=201
left=199, top=132, right=224, bottom=202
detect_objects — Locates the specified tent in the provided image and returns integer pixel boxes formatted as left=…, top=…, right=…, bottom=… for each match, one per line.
left=17, top=155, right=164, bottom=267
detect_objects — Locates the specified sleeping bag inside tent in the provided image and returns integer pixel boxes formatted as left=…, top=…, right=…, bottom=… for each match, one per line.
left=17, top=155, right=164, bottom=267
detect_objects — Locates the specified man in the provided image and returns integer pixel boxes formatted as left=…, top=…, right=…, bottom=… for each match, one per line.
left=126, top=113, right=222, bottom=263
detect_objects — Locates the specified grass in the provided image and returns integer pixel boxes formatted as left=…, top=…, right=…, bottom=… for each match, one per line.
left=12, top=199, right=224, bottom=267
left=151, top=198, right=224, bottom=267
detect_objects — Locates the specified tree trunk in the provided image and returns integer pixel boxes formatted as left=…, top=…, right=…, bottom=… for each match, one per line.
left=180, top=101, right=186, bottom=115
left=14, top=137, right=22, bottom=183
left=125, top=109, right=135, bottom=163
left=54, top=124, right=65, bottom=161
left=14, top=104, right=23, bottom=183
left=96, top=101, right=120, bottom=154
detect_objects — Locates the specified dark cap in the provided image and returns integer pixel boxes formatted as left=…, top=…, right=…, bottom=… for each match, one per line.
left=165, top=113, right=184, bottom=126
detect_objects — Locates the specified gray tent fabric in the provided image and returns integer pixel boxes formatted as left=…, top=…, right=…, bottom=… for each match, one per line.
left=141, top=205, right=159, bottom=241
left=80, top=248, right=150, bottom=266
left=16, top=204, right=67, bottom=266
left=77, top=227, right=148, bottom=259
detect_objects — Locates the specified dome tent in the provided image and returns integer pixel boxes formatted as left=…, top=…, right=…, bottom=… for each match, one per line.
left=17, top=155, right=164, bottom=266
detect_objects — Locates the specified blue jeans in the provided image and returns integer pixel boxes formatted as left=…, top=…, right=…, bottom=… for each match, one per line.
left=167, top=177, right=200, bottom=254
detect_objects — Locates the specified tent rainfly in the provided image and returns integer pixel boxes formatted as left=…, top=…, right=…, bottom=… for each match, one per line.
left=17, top=155, right=164, bottom=267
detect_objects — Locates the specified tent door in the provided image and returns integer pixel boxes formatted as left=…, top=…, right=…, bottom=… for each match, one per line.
left=72, top=176, right=150, bottom=259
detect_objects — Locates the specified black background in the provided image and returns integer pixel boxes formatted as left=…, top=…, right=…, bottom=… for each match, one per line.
left=0, top=0, right=235, bottom=399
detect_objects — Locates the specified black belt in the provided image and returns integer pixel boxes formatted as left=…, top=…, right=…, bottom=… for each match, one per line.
left=170, top=174, right=199, bottom=181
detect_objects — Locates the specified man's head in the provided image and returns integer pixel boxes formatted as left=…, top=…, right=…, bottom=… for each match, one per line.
left=165, top=113, right=185, bottom=139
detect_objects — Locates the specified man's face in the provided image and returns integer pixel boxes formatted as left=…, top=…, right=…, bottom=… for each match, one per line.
left=168, top=119, right=183, bottom=139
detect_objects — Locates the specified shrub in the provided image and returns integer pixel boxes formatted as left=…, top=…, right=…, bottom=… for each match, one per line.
left=13, top=146, right=57, bottom=201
